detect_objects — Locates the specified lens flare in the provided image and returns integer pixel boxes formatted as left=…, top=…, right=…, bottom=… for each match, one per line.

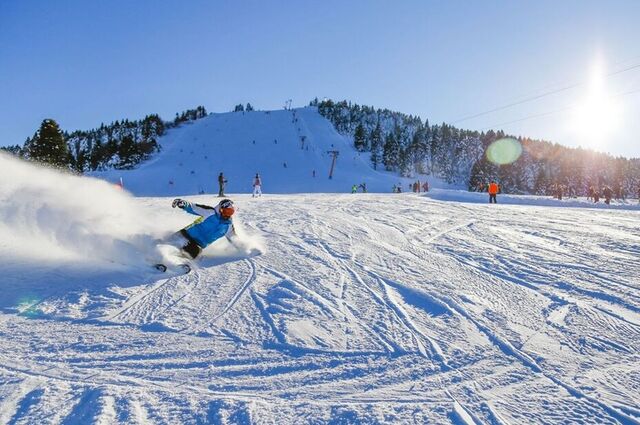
left=17, top=296, right=42, bottom=317
left=486, top=138, right=522, bottom=165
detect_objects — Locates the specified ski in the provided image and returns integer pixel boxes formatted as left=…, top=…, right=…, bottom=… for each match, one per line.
left=153, top=263, right=191, bottom=274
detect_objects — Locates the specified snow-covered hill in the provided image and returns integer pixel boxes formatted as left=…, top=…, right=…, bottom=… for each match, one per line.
left=1, top=153, right=639, bottom=423
left=95, top=107, right=441, bottom=196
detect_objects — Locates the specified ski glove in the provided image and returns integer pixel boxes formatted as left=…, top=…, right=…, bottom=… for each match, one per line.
left=172, top=198, right=188, bottom=209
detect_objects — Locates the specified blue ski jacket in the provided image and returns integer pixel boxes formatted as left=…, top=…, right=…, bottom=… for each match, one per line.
left=181, top=202, right=234, bottom=248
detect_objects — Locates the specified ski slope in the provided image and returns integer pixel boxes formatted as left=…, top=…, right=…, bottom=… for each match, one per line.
left=94, top=107, right=442, bottom=196
left=1, top=154, right=639, bottom=423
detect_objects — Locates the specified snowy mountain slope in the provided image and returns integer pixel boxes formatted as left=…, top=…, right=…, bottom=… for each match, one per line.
left=1, top=154, right=639, bottom=423
left=94, top=107, right=439, bottom=196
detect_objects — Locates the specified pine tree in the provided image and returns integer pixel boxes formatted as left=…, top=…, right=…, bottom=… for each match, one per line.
left=407, top=126, right=428, bottom=173
left=196, top=105, right=207, bottom=118
left=353, top=123, right=366, bottom=152
left=141, top=114, right=165, bottom=140
left=370, top=122, right=383, bottom=170
left=468, top=154, right=498, bottom=191
left=89, top=139, right=103, bottom=170
left=398, top=147, right=412, bottom=177
left=533, top=166, right=550, bottom=195
left=117, top=135, right=137, bottom=168
left=24, top=119, right=70, bottom=168
left=0, top=144, right=23, bottom=156
left=383, top=132, right=400, bottom=171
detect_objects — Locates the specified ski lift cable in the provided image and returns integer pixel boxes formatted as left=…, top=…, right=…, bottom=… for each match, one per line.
left=480, top=86, right=640, bottom=131
left=485, top=53, right=640, bottom=106
left=452, top=62, right=640, bottom=125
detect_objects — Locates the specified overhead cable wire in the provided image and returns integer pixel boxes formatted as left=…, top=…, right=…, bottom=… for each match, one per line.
left=480, top=86, right=640, bottom=131
left=452, top=62, right=640, bottom=125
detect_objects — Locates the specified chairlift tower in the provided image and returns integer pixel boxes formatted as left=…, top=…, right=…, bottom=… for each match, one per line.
left=327, top=150, right=339, bottom=179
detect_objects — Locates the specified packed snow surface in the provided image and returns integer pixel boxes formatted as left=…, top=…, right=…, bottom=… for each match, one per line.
left=1, top=154, right=640, bottom=424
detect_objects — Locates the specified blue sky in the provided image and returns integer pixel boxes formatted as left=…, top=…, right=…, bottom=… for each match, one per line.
left=2, top=0, right=640, bottom=157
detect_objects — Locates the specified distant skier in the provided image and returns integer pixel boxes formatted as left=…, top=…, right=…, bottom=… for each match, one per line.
left=359, top=182, right=367, bottom=193
left=253, top=173, right=262, bottom=197
left=587, top=185, right=594, bottom=201
left=488, top=181, right=499, bottom=203
left=423, top=181, right=429, bottom=192
left=603, top=186, right=613, bottom=205
left=166, top=198, right=236, bottom=260
left=554, top=183, right=563, bottom=200
left=218, top=172, right=227, bottom=197
left=351, top=184, right=358, bottom=194
left=614, top=184, right=624, bottom=200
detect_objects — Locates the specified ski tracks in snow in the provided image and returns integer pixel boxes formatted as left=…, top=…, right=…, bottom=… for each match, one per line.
left=210, top=259, right=257, bottom=323
left=105, top=269, right=202, bottom=326
left=2, top=194, right=640, bottom=423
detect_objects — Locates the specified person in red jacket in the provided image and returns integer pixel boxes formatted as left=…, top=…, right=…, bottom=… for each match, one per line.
left=488, top=181, right=499, bottom=204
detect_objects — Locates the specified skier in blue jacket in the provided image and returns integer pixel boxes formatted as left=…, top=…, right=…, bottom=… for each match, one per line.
left=168, top=198, right=236, bottom=259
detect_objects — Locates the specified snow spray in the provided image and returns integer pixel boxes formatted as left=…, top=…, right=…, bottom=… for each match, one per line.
left=0, top=153, right=178, bottom=265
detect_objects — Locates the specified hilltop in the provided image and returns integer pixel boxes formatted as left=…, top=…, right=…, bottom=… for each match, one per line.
left=93, top=107, right=443, bottom=196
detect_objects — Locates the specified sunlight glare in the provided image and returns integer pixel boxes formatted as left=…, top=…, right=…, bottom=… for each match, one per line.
left=569, top=59, right=622, bottom=147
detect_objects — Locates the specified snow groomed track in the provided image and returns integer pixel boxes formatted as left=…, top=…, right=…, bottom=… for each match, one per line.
left=0, top=193, right=639, bottom=424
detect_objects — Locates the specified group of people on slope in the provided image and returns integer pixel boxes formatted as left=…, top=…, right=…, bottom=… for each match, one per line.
left=587, top=185, right=617, bottom=205
left=412, top=181, right=429, bottom=193
left=480, top=180, right=640, bottom=205
left=217, top=172, right=262, bottom=198
left=351, top=183, right=367, bottom=193
left=392, top=181, right=429, bottom=193
left=535, top=182, right=631, bottom=205
left=554, top=183, right=617, bottom=204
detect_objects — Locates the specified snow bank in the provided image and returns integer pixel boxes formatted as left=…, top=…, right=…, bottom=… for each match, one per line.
left=425, top=188, right=640, bottom=211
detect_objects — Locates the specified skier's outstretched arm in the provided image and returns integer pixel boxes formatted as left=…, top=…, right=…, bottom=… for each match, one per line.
left=172, top=199, right=216, bottom=218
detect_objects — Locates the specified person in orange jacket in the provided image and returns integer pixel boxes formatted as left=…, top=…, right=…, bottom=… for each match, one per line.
left=488, top=181, right=499, bottom=204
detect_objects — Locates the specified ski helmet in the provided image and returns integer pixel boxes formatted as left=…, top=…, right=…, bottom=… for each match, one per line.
left=218, top=199, right=235, bottom=218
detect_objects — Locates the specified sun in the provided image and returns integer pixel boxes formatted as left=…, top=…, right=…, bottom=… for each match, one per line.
left=569, top=60, right=622, bottom=147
